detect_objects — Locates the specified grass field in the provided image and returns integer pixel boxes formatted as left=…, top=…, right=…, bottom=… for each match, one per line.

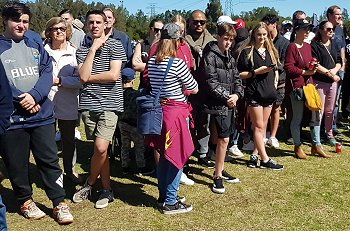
left=2, top=121, right=350, bottom=231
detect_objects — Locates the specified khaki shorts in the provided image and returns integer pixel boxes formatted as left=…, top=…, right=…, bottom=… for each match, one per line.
left=81, top=111, right=118, bottom=142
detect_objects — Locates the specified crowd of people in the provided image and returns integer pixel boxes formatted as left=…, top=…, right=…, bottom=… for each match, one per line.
left=0, top=1, right=349, bottom=227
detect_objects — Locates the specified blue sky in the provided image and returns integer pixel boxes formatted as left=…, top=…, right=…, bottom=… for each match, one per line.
left=89, top=0, right=349, bottom=19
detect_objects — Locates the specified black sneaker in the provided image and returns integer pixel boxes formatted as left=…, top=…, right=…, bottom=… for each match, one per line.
left=221, top=170, right=240, bottom=183
left=197, top=157, right=215, bottom=168
left=247, top=154, right=258, bottom=168
left=138, top=167, right=155, bottom=176
left=212, top=177, right=225, bottom=194
left=162, top=201, right=193, bottom=215
left=260, top=159, right=284, bottom=171
left=157, top=195, right=186, bottom=208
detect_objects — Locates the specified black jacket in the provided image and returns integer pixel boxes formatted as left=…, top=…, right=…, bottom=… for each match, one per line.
left=311, top=40, right=342, bottom=83
left=199, top=41, right=243, bottom=114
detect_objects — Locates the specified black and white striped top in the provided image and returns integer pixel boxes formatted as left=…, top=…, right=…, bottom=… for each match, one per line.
left=76, top=38, right=127, bottom=112
left=148, top=57, right=197, bottom=102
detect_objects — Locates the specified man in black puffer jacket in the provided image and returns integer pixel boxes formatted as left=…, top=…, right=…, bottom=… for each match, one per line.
left=198, top=18, right=244, bottom=194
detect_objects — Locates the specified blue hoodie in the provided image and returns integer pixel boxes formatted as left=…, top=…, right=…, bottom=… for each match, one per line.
left=0, top=32, right=54, bottom=130
left=0, top=62, right=13, bottom=134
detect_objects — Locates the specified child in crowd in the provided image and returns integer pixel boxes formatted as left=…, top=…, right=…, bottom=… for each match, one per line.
left=118, top=68, right=154, bottom=175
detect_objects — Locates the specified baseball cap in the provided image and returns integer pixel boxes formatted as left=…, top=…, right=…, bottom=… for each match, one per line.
left=234, top=19, right=245, bottom=29
left=121, top=68, right=135, bottom=81
left=160, top=23, right=182, bottom=40
left=217, top=15, right=237, bottom=26
left=282, top=20, right=293, bottom=26
left=294, top=19, right=313, bottom=30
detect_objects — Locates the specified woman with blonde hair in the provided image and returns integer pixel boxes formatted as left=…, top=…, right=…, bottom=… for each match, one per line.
left=44, top=17, right=82, bottom=183
left=237, top=22, right=283, bottom=170
left=146, top=23, right=198, bottom=214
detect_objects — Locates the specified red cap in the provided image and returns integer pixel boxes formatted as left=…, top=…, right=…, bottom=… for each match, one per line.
left=234, top=19, right=245, bottom=29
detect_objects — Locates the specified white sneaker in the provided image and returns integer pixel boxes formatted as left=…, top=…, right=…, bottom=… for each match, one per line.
left=180, top=173, right=194, bottom=186
left=263, top=138, right=268, bottom=145
left=53, top=202, right=74, bottom=224
left=228, top=145, right=244, bottom=158
left=55, top=131, right=61, bottom=142
left=210, top=152, right=233, bottom=162
left=75, top=129, right=81, bottom=140
left=20, top=199, right=46, bottom=220
left=267, top=137, right=280, bottom=148
left=242, top=140, right=254, bottom=151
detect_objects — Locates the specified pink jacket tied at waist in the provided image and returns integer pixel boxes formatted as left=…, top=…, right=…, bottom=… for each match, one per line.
left=146, top=100, right=194, bottom=170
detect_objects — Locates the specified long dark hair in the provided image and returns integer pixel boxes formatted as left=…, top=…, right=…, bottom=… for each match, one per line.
left=313, top=20, right=329, bottom=42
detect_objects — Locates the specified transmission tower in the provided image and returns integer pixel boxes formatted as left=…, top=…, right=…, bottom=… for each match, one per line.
left=147, top=3, right=158, bottom=18
left=224, top=0, right=233, bottom=16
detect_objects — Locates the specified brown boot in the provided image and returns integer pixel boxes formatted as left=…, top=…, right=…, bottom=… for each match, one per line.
left=311, top=145, right=331, bottom=158
left=294, top=145, right=307, bottom=159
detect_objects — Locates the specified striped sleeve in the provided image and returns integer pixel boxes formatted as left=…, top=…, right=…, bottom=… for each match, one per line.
left=110, top=40, right=127, bottom=62
left=176, top=59, right=198, bottom=91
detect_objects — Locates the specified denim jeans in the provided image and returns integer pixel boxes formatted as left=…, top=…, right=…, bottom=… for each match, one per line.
left=0, top=196, right=7, bottom=231
left=229, top=128, right=240, bottom=146
left=157, top=154, right=182, bottom=205
left=289, top=92, right=304, bottom=147
left=333, top=70, right=344, bottom=130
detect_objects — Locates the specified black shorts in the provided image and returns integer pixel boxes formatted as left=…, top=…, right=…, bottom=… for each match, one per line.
left=211, top=110, right=234, bottom=138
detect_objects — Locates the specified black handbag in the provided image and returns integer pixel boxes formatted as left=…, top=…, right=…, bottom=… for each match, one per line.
left=136, top=58, right=174, bottom=135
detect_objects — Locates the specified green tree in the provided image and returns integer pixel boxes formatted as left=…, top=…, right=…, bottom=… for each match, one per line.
left=205, top=0, right=223, bottom=34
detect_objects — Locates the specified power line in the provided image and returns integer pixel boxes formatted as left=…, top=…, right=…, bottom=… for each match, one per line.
left=146, top=3, right=160, bottom=18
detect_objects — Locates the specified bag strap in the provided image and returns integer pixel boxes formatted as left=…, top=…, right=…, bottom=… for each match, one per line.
left=322, top=43, right=336, bottom=65
left=155, top=58, right=174, bottom=101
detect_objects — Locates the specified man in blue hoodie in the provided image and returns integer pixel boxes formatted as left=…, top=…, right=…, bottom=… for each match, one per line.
left=0, top=2, right=73, bottom=224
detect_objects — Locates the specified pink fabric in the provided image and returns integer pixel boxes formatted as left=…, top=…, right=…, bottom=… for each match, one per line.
left=313, top=80, right=338, bottom=138
left=145, top=100, right=194, bottom=170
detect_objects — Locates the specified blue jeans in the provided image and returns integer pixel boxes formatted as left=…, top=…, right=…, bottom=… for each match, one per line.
left=0, top=196, right=7, bottom=231
left=333, top=70, right=344, bottom=130
left=290, top=92, right=304, bottom=147
left=157, top=154, right=182, bottom=205
left=229, top=128, right=240, bottom=146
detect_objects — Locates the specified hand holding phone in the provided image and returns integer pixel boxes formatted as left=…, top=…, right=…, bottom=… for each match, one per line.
left=268, top=63, right=276, bottom=68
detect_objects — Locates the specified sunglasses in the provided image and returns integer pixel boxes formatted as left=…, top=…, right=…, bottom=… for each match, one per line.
left=153, top=27, right=162, bottom=33
left=50, top=27, right=66, bottom=32
left=193, top=20, right=206, bottom=26
left=325, top=27, right=334, bottom=32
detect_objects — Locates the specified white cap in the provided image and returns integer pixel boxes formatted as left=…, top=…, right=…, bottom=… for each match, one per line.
left=217, top=15, right=237, bottom=26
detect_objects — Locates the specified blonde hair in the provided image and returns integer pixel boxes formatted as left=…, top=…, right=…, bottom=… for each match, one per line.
left=247, top=22, right=279, bottom=66
left=45, top=17, right=72, bottom=41
left=171, top=14, right=187, bottom=36
left=155, top=39, right=178, bottom=63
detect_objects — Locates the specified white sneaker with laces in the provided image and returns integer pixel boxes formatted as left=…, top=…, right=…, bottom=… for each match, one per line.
left=72, top=182, right=92, bottom=203
left=180, top=173, right=194, bottom=186
left=267, top=137, right=280, bottom=148
left=53, top=202, right=74, bottom=224
left=242, top=140, right=254, bottom=151
left=228, top=145, right=244, bottom=158
left=20, top=199, right=46, bottom=220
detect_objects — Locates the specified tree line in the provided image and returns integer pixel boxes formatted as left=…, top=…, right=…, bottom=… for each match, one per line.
left=0, top=0, right=348, bottom=40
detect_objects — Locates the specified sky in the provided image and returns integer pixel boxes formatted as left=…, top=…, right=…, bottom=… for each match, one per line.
left=89, top=0, right=349, bottom=19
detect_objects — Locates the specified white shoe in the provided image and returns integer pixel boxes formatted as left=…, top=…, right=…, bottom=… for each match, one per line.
left=55, top=131, right=61, bottom=142
left=75, top=129, right=81, bottom=140
left=242, top=140, right=254, bottom=151
left=267, top=137, right=280, bottom=148
left=228, top=145, right=244, bottom=158
left=180, top=173, right=194, bottom=186
left=263, top=138, right=268, bottom=145
left=210, top=152, right=233, bottom=162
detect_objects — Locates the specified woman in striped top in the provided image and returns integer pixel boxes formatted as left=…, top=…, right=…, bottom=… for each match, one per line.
left=147, top=23, right=198, bottom=215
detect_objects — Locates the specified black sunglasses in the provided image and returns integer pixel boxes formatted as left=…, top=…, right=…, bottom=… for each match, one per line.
left=50, top=27, right=67, bottom=32
left=325, top=27, right=335, bottom=32
left=193, top=20, right=206, bottom=26
left=153, top=27, right=162, bottom=33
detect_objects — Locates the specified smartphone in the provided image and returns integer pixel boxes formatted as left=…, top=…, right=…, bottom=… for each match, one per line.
left=268, top=63, right=276, bottom=68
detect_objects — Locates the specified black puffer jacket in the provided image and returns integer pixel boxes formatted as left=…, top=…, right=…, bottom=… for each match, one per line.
left=198, top=41, right=244, bottom=114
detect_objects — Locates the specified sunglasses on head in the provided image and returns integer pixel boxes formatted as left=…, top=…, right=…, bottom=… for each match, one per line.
left=325, top=27, right=335, bottom=32
left=50, top=27, right=66, bottom=32
left=153, top=27, right=162, bottom=33
left=193, top=20, right=206, bottom=26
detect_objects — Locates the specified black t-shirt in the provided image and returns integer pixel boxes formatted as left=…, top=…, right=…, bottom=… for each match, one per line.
left=237, top=47, right=277, bottom=104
